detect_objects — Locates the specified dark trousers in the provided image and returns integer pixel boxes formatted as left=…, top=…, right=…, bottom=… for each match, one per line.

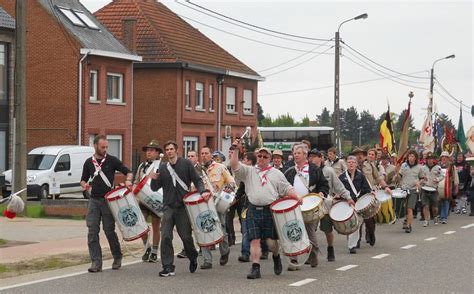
left=86, top=197, right=122, bottom=267
left=160, top=205, right=198, bottom=271
left=226, top=200, right=244, bottom=243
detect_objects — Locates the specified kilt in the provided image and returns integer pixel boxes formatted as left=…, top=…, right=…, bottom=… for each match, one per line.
left=245, top=204, right=277, bottom=241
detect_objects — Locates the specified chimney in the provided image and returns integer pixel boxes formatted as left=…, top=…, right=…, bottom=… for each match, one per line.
left=122, top=17, right=137, bottom=53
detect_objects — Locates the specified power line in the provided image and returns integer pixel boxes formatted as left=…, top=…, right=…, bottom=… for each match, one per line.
left=259, top=70, right=430, bottom=96
left=341, top=41, right=431, bottom=80
left=434, top=89, right=470, bottom=115
left=176, top=1, right=332, bottom=47
left=434, top=78, right=470, bottom=110
left=264, top=46, right=334, bottom=77
left=179, top=14, right=335, bottom=55
left=185, top=0, right=332, bottom=42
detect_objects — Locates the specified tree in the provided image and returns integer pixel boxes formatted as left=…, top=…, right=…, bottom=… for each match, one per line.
left=316, top=107, right=332, bottom=126
left=437, top=113, right=454, bottom=130
left=359, top=110, right=377, bottom=146
left=342, top=107, right=359, bottom=146
left=273, top=113, right=296, bottom=127
left=256, top=102, right=265, bottom=126
left=299, top=115, right=310, bottom=126
left=260, top=114, right=273, bottom=127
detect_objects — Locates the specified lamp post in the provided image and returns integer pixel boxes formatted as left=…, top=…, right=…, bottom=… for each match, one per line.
left=334, top=13, right=368, bottom=154
left=429, top=54, right=455, bottom=113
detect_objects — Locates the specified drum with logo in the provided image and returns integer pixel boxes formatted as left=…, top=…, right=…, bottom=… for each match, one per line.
left=329, top=201, right=360, bottom=235
left=133, top=176, right=165, bottom=217
left=355, top=193, right=380, bottom=219
left=183, top=191, right=224, bottom=247
left=214, top=190, right=236, bottom=214
left=375, top=190, right=396, bottom=224
left=271, top=197, right=311, bottom=265
left=105, top=187, right=149, bottom=241
left=300, top=194, right=325, bottom=224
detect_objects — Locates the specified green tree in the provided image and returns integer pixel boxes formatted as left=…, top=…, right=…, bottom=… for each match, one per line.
left=316, top=107, right=332, bottom=126
left=260, top=114, right=273, bottom=127
left=256, top=102, right=265, bottom=126
left=299, top=115, right=310, bottom=126
left=273, top=113, right=296, bottom=127
left=342, top=107, right=359, bottom=146
left=359, top=110, right=377, bottom=146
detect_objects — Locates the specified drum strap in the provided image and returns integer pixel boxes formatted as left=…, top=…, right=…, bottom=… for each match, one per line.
left=345, top=170, right=360, bottom=198
left=167, top=163, right=190, bottom=192
left=91, top=155, right=112, bottom=189
left=143, top=160, right=161, bottom=178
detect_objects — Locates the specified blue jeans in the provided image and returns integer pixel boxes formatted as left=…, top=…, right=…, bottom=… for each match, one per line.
left=240, top=217, right=250, bottom=256
left=439, top=200, right=450, bottom=220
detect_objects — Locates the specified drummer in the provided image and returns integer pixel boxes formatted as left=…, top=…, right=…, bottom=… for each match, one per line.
left=325, top=147, right=347, bottom=176
left=284, top=144, right=329, bottom=270
left=393, top=150, right=423, bottom=233
left=199, top=146, right=235, bottom=270
left=309, top=148, right=353, bottom=261
left=231, top=140, right=299, bottom=279
left=133, top=140, right=163, bottom=263
left=80, top=135, right=133, bottom=273
left=339, top=155, right=372, bottom=253
left=420, top=153, right=444, bottom=227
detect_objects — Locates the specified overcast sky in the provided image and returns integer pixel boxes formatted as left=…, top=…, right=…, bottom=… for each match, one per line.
left=81, top=0, right=473, bottom=131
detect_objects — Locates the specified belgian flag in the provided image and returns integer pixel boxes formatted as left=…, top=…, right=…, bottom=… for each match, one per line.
left=379, top=108, right=394, bottom=153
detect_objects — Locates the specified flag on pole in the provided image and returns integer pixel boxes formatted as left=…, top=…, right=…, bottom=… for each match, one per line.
left=380, top=107, right=394, bottom=153
left=456, top=106, right=466, bottom=152
left=397, top=100, right=411, bottom=164
left=419, top=102, right=435, bottom=153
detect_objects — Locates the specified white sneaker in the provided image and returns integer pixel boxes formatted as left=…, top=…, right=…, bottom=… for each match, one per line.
left=434, top=217, right=439, bottom=225
left=423, top=220, right=429, bottom=227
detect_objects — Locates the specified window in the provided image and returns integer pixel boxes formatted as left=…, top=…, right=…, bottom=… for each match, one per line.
left=183, top=136, right=198, bottom=157
left=226, top=87, right=236, bottom=113
left=58, top=7, right=85, bottom=27
left=185, top=80, right=191, bottom=109
left=89, top=70, right=98, bottom=101
left=107, top=73, right=123, bottom=103
left=0, top=44, right=6, bottom=104
left=88, top=135, right=96, bottom=147
left=243, top=89, right=253, bottom=114
left=55, top=154, right=71, bottom=172
left=195, top=82, right=204, bottom=110
left=0, top=131, right=5, bottom=171
left=209, top=84, right=214, bottom=111
left=74, top=11, right=99, bottom=29
left=107, top=135, right=123, bottom=160
left=57, top=7, right=99, bottom=30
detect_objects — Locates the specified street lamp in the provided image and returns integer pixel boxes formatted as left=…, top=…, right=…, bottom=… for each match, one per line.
left=334, top=13, right=368, bottom=154
left=358, top=126, right=363, bottom=147
left=429, top=54, right=455, bottom=113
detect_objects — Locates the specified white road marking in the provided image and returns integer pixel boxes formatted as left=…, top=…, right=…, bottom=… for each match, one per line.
left=443, top=231, right=456, bottom=235
left=336, top=265, right=358, bottom=271
left=461, top=223, right=474, bottom=229
left=424, top=237, right=437, bottom=241
left=289, top=278, right=317, bottom=287
left=371, top=253, right=390, bottom=259
left=401, top=244, right=417, bottom=249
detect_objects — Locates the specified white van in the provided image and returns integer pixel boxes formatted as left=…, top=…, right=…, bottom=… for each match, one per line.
left=2, top=145, right=94, bottom=200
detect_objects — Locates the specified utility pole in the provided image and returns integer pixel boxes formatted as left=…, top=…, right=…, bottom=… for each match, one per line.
left=429, top=54, right=455, bottom=114
left=13, top=1, right=27, bottom=208
left=333, top=31, right=341, bottom=153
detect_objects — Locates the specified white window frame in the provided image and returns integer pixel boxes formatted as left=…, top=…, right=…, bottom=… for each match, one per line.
left=226, top=87, right=236, bottom=113
left=106, top=73, right=123, bottom=103
left=195, top=82, right=204, bottom=110
left=89, top=70, right=98, bottom=102
left=73, top=10, right=99, bottom=30
left=88, top=135, right=96, bottom=147
left=106, top=135, right=123, bottom=160
left=243, top=89, right=253, bottom=115
left=185, top=80, right=191, bottom=110
left=183, top=136, right=198, bottom=157
left=58, top=7, right=85, bottom=27
left=209, top=84, right=214, bottom=112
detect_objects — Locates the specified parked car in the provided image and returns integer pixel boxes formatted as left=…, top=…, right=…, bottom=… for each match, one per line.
left=2, top=145, right=94, bottom=200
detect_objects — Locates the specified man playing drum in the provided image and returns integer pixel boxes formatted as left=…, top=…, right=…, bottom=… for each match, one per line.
left=80, top=135, right=133, bottom=273
left=284, top=144, right=329, bottom=270
left=133, top=140, right=163, bottom=263
left=393, top=150, right=423, bottom=233
left=199, top=146, right=235, bottom=269
left=309, top=148, right=353, bottom=261
left=420, top=153, right=444, bottom=227
left=150, top=141, right=209, bottom=277
left=339, top=155, right=372, bottom=254
left=231, top=140, right=299, bottom=279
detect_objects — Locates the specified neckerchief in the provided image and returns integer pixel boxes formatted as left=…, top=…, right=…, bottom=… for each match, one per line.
left=256, top=165, right=272, bottom=186
left=92, top=154, right=107, bottom=178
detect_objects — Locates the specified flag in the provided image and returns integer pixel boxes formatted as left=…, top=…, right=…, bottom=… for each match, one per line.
left=397, top=100, right=411, bottom=164
left=456, top=107, right=466, bottom=152
left=435, top=120, right=444, bottom=152
left=380, top=108, right=394, bottom=153
left=419, top=110, right=435, bottom=153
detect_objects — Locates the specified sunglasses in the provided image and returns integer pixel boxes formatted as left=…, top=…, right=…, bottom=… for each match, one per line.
left=257, top=155, right=270, bottom=159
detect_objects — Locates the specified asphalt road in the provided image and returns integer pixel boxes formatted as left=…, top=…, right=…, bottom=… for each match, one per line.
left=2, top=213, right=473, bottom=294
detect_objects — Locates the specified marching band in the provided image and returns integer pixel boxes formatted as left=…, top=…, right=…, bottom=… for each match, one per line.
left=81, top=135, right=473, bottom=279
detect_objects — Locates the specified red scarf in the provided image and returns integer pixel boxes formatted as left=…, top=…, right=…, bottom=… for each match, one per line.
left=256, top=165, right=272, bottom=186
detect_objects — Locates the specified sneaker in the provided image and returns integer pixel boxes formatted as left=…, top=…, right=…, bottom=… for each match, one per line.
left=402, top=220, right=408, bottom=230
left=327, top=246, right=335, bottom=262
left=405, top=225, right=412, bottom=233
left=112, top=258, right=122, bottom=270
left=462, top=209, right=467, bottom=214
left=88, top=263, right=102, bottom=273
left=287, top=264, right=300, bottom=271
left=261, top=251, right=269, bottom=260
left=423, top=220, right=429, bottom=227
left=200, top=262, right=212, bottom=270
left=455, top=209, right=461, bottom=214
left=148, top=253, right=158, bottom=263
left=219, top=251, right=230, bottom=266
left=368, top=233, right=376, bottom=247
left=189, top=257, right=198, bottom=273
left=441, top=219, right=447, bottom=224
left=238, top=255, right=250, bottom=262
left=434, top=216, right=439, bottom=225
left=247, top=263, right=261, bottom=279
left=349, top=247, right=357, bottom=254
left=272, top=254, right=283, bottom=275
left=177, top=249, right=187, bottom=259
left=159, top=269, right=175, bottom=277
left=309, top=251, right=318, bottom=268
left=142, top=247, right=151, bottom=262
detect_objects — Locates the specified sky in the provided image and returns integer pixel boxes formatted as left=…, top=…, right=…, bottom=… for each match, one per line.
left=81, top=0, right=473, bottom=132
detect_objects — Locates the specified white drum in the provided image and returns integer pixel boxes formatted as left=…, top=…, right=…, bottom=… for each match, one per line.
left=355, top=193, right=380, bottom=219
left=214, top=190, right=236, bottom=214
left=422, top=186, right=436, bottom=193
left=184, top=191, right=224, bottom=247
left=133, top=176, right=164, bottom=217
left=271, top=197, right=311, bottom=263
left=300, top=194, right=325, bottom=224
left=391, top=188, right=407, bottom=199
left=329, top=201, right=360, bottom=235
left=105, top=187, right=149, bottom=242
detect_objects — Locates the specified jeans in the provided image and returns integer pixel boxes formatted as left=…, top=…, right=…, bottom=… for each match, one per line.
left=439, top=200, right=450, bottom=220
left=240, top=216, right=250, bottom=257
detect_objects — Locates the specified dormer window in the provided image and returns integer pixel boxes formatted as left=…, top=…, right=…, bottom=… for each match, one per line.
left=57, top=6, right=100, bottom=30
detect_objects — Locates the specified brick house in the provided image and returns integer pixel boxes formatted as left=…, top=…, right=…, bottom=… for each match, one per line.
left=94, top=0, right=263, bottom=159
left=0, top=0, right=141, bottom=168
left=0, top=6, right=14, bottom=173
